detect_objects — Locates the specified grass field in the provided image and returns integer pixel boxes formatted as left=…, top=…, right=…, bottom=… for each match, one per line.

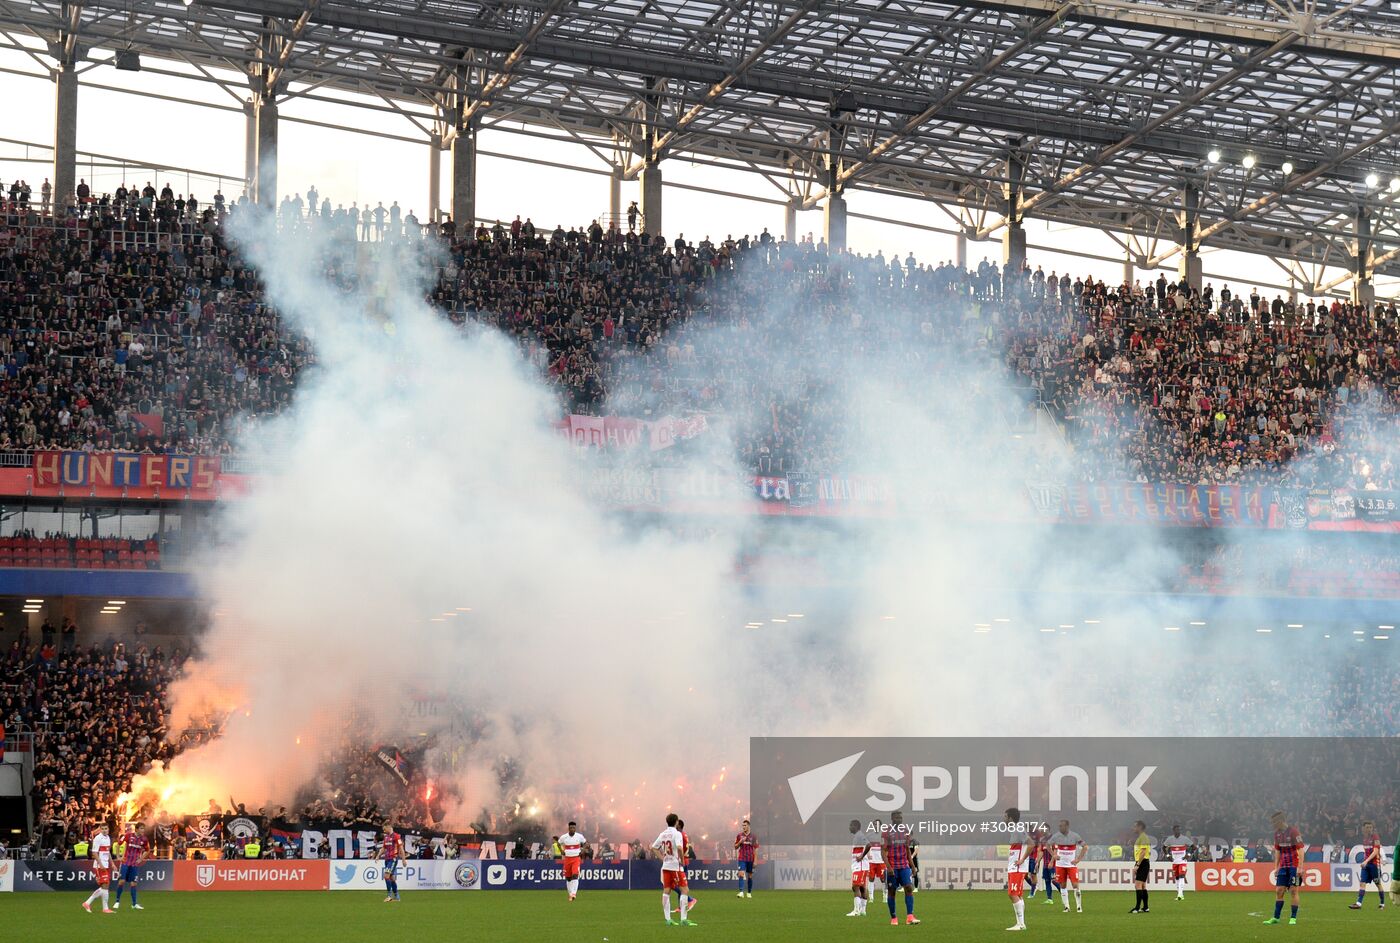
left=11, top=889, right=1396, bottom=942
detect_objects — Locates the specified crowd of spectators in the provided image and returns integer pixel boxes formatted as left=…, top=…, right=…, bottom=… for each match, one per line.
left=3, top=186, right=1397, bottom=487
left=2, top=625, right=206, bottom=856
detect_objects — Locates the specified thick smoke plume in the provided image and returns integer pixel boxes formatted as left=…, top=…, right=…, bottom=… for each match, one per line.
left=134, top=225, right=1384, bottom=845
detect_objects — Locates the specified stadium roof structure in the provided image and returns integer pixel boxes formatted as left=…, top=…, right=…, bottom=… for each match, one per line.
left=5, top=0, right=1400, bottom=288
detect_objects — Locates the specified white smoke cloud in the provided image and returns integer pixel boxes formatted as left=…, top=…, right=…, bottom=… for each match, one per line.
left=140, top=228, right=1387, bottom=847
left=151, top=217, right=779, bottom=838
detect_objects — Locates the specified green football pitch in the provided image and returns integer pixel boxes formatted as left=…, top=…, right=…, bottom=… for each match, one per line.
left=11, top=890, right=1396, bottom=942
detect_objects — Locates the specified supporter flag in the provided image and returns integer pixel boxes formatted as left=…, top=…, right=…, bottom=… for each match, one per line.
left=268, top=821, right=304, bottom=855
left=374, top=744, right=413, bottom=787
left=0, top=723, right=6, bottom=761
left=132, top=413, right=164, bottom=437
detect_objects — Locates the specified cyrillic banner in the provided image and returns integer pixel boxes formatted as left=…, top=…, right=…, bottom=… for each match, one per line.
left=173, top=859, right=329, bottom=891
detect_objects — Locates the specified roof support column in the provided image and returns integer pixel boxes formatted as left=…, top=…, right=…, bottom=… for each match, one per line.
left=1002, top=141, right=1026, bottom=274
left=640, top=164, right=663, bottom=236
left=243, top=101, right=257, bottom=199
left=1354, top=203, right=1375, bottom=307
left=608, top=168, right=621, bottom=226
left=1178, top=179, right=1202, bottom=293
left=51, top=0, right=82, bottom=213
left=451, top=118, right=477, bottom=230
left=784, top=198, right=798, bottom=244
left=254, top=94, right=278, bottom=206
left=955, top=228, right=967, bottom=270
left=823, top=98, right=853, bottom=253
left=427, top=132, right=442, bottom=223
left=639, top=77, right=663, bottom=235
left=53, top=61, right=78, bottom=213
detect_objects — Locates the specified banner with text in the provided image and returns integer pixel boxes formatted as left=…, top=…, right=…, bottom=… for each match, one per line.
left=173, top=859, right=329, bottom=891
left=15, top=860, right=174, bottom=891
left=556, top=414, right=709, bottom=452
left=329, top=859, right=481, bottom=891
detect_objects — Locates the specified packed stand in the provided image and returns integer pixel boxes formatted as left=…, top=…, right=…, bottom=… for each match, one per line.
left=2, top=626, right=208, bottom=857
left=2, top=186, right=1399, bottom=486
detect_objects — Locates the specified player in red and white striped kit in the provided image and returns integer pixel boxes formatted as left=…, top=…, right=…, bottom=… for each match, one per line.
left=1164, top=825, right=1189, bottom=901
left=81, top=826, right=113, bottom=914
left=847, top=819, right=870, bottom=917
left=1004, top=808, right=1032, bottom=931
left=559, top=822, right=589, bottom=901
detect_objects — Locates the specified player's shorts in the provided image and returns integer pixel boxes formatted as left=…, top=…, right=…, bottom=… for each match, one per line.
left=867, top=862, right=885, bottom=881
left=119, top=864, right=140, bottom=884
left=563, top=856, right=581, bottom=879
left=1172, top=863, right=1188, bottom=879
left=886, top=866, right=913, bottom=888
left=94, top=867, right=111, bottom=886
left=662, top=868, right=688, bottom=891
left=1007, top=872, right=1026, bottom=897
left=1274, top=866, right=1297, bottom=888
left=1360, top=863, right=1380, bottom=883
left=851, top=865, right=866, bottom=886
left=737, top=860, right=754, bottom=874
left=1054, top=866, right=1078, bottom=885
left=1134, top=859, right=1150, bottom=882
left=383, top=859, right=399, bottom=879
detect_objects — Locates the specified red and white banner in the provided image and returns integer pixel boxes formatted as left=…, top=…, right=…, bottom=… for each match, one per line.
left=174, top=859, right=329, bottom=891
left=1194, top=862, right=1330, bottom=892
left=556, top=413, right=709, bottom=451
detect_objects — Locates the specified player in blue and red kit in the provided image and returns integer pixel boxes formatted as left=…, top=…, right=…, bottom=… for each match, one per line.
left=1264, top=811, right=1303, bottom=925
left=734, top=819, right=758, bottom=898
left=111, top=827, right=148, bottom=911
left=380, top=828, right=404, bottom=902
left=882, top=812, right=919, bottom=926
left=1349, top=820, right=1387, bottom=910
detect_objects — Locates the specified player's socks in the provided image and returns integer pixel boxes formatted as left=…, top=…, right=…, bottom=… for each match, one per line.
left=1074, top=888, right=1082, bottom=911
left=1012, top=899, right=1024, bottom=927
left=905, top=890, right=915, bottom=915
left=679, top=893, right=689, bottom=923
left=887, top=891, right=898, bottom=919
left=1357, top=889, right=1366, bottom=904
left=1289, top=905, right=1298, bottom=920
left=662, top=891, right=671, bottom=922
left=1273, top=900, right=1284, bottom=919
left=129, top=888, right=138, bottom=907
left=113, top=886, right=123, bottom=905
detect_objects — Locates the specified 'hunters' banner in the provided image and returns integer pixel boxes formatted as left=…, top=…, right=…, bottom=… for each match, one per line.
left=31, top=451, right=222, bottom=496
